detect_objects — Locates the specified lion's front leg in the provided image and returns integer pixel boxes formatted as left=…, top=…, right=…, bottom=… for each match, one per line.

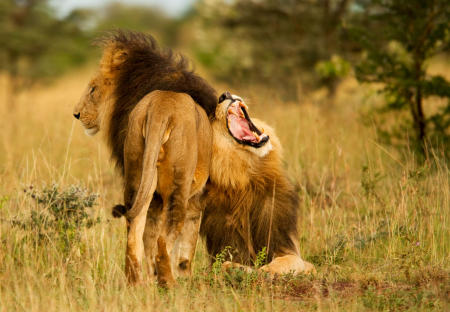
left=222, top=256, right=315, bottom=277
left=260, top=255, right=315, bottom=276
left=222, top=261, right=255, bottom=274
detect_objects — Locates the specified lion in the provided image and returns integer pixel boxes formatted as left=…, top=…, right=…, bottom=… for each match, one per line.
left=200, top=92, right=315, bottom=276
left=72, top=31, right=216, bottom=285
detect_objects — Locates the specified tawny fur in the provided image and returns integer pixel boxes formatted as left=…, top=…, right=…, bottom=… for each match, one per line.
left=200, top=96, right=315, bottom=276
left=73, top=31, right=215, bottom=285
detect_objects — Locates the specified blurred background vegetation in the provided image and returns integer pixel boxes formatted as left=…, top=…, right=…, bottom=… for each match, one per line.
left=0, top=2, right=449, bottom=310
left=0, top=0, right=449, bottom=158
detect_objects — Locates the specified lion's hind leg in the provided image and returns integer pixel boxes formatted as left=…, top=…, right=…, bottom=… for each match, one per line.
left=171, top=195, right=203, bottom=278
left=156, top=174, right=193, bottom=284
left=156, top=123, right=198, bottom=282
left=142, top=194, right=164, bottom=282
left=155, top=236, right=176, bottom=287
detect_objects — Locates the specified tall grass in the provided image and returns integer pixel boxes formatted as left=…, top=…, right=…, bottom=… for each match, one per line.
left=0, top=67, right=448, bottom=311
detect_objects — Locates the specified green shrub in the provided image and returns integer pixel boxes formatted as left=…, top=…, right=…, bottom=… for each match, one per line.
left=16, top=184, right=100, bottom=254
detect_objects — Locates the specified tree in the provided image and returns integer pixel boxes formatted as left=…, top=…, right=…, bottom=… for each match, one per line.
left=353, top=0, right=450, bottom=158
left=94, top=3, right=180, bottom=46
left=193, top=0, right=354, bottom=100
left=0, top=0, right=90, bottom=106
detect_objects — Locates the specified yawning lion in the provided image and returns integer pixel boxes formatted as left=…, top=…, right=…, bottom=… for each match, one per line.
left=200, top=92, right=315, bottom=276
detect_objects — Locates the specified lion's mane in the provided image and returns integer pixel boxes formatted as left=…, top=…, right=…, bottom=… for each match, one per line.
left=98, top=31, right=217, bottom=172
left=200, top=121, right=300, bottom=265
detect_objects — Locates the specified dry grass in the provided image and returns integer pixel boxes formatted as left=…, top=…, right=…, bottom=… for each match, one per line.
left=0, top=66, right=448, bottom=311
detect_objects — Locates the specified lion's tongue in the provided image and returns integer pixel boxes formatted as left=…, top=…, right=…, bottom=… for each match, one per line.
left=228, top=114, right=258, bottom=142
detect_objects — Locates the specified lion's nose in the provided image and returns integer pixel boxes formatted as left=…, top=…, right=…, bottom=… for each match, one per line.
left=73, top=112, right=80, bottom=119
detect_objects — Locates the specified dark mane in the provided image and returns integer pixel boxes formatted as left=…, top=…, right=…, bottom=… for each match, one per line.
left=100, top=30, right=217, bottom=172
left=200, top=161, right=300, bottom=265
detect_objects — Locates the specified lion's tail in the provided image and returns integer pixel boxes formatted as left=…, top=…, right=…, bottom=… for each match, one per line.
left=125, top=112, right=169, bottom=219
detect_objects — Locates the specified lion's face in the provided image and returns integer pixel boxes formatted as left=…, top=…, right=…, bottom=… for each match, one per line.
left=73, top=74, right=112, bottom=136
left=215, top=92, right=271, bottom=156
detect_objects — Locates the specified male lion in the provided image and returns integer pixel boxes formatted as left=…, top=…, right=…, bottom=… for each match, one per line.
left=73, top=31, right=216, bottom=285
left=200, top=92, right=314, bottom=276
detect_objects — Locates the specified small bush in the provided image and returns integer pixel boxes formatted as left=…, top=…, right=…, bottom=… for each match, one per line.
left=16, top=184, right=100, bottom=254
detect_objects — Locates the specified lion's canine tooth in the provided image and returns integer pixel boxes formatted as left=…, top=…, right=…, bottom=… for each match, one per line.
left=253, top=131, right=261, bottom=142
left=239, top=101, right=249, bottom=110
left=228, top=107, right=238, bottom=116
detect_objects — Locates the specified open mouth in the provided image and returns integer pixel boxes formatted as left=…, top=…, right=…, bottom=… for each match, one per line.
left=226, top=100, right=269, bottom=148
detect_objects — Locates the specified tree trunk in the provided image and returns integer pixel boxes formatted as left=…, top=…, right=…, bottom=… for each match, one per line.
left=415, top=85, right=426, bottom=156
left=411, top=51, right=426, bottom=157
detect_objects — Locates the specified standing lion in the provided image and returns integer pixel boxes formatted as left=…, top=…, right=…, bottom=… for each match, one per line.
left=73, top=31, right=216, bottom=285
left=200, top=92, right=314, bottom=276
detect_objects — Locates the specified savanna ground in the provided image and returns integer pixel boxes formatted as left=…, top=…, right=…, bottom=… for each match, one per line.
left=0, top=62, right=448, bottom=311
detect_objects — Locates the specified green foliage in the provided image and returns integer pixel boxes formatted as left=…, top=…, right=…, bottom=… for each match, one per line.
left=315, top=55, right=351, bottom=95
left=209, top=246, right=270, bottom=290
left=0, top=1, right=181, bottom=99
left=211, top=246, right=232, bottom=276
left=25, top=184, right=98, bottom=225
left=14, top=184, right=99, bottom=254
left=253, top=247, right=267, bottom=269
left=352, top=0, right=450, bottom=158
left=315, top=55, right=351, bottom=81
left=222, top=267, right=260, bottom=290
left=93, top=3, right=180, bottom=46
left=193, top=0, right=354, bottom=99
left=0, top=0, right=92, bottom=92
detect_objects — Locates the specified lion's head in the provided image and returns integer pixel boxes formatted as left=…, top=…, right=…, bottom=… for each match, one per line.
left=73, top=41, right=129, bottom=136
left=73, top=73, right=111, bottom=136
left=214, top=91, right=273, bottom=157
left=73, top=31, right=217, bottom=171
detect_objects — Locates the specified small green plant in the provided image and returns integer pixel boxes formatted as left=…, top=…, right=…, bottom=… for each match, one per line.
left=25, top=184, right=98, bottom=226
left=253, top=247, right=267, bottom=269
left=211, top=247, right=271, bottom=290
left=16, top=184, right=100, bottom=254
left=211, top=246, right=232, bottom=277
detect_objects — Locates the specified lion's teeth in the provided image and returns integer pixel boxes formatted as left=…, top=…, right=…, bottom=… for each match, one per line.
left=253, top=131, right=261, bottom=142
left=239, top=102, right=249, bottom=110
left=228, top=108, right=238, bottom=116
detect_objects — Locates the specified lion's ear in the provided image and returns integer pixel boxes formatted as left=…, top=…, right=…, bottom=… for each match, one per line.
left=100, top=46, right=128, bottom=78
left=111, top=50, right=128, bottom=68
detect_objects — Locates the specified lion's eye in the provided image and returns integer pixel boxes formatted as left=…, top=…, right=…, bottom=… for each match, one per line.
left=90, top=86, right=96, bottom=95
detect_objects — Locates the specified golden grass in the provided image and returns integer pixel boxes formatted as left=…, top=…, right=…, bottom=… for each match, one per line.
left=0, top=67, right=448, bottom=311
